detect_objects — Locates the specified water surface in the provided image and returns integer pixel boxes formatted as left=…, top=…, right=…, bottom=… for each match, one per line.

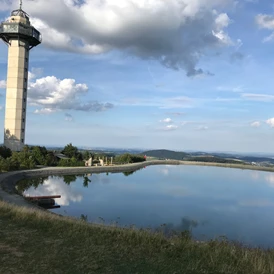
left=20, top=165, right=274, bottom=247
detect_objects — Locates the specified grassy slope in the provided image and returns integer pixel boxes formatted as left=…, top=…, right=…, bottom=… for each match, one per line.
left=1, top=201, right=274, bottom=274
left=143, top=149, right=188, bottom=160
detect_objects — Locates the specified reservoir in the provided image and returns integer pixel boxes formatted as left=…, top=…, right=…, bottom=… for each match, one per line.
left=20, top=165, right=274, bottom=247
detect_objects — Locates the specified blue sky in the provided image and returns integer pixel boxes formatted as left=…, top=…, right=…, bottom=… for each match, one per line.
left=0, top=0, right=274, bottom=153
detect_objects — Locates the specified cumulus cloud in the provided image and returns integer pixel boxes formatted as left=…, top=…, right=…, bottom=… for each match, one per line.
left=28, top=75, right=113, bottom=113
left=256, top=14, right=274, bottom=30
left=256, top=14, right=274, bottom=42
left=165, top=125, right=178, bottom=131
left=28, top=67, right=43, bottom=81
left=250, top=121, right=261, bottom=128
left=24, top=177, right=83, bottom=206
left=160, top=118, right=173, bottom=124
left=0, top=80, right=6, bottom=89
left=266, top=118, right=274, bottom=128
left=19, top=0, right=237, bottom=77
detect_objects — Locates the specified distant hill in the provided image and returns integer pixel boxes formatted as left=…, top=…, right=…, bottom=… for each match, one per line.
left=143, top=149, right=248, bottom=164
left=236, top=156, right=274, bottom=164
left=143, top=149, right=189, bottom=160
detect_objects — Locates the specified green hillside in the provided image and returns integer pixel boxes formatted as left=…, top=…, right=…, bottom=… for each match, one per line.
left=143, top=149, right=188, bottom=160
left=143, top=149, right=246, bottom=164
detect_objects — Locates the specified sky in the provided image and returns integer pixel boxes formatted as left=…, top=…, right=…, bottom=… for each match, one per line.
left=0, top=0, right=274, bottom=153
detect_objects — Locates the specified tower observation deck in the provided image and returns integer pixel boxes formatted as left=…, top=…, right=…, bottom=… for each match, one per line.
left=0, top=1, right=41, bottom=151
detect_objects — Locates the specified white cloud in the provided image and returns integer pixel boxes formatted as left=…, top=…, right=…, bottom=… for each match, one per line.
left=160, top=118, right=173, bottom=124
left=256, top=14, right=274, bottom=30
left=165, top=125, right=178, bottom=131
left=34, top=108, right=57, bottom=114
left=265, top=174, right=274, bottom=187
left=166, top=112, right=186, bottom=116
left=28, top=68, right=43, bottom=81
left=0, top=80, right=6, bottom=89
left=0, top=0, right=12, bottom=11
left=24, top=177, right=83, bottom=206
left=217, top=85, right=244, bottom=92
left=196, top=125, right=209, bottom=130
left=20, top=0, right=237, bottom=77
left=250, top=121, right=261, bottom=128
left=215, top=97, right=241, bottom=102
left=28, top=75, right=113, bottom=113
left=256, top=14, right=274, bottom=42
left=28, top=76, right=88, bottom=105
left=242, top=93, right=274, bottom=102
left=65, top=113, right=73, bottom=122
left=266, top=118, right=274, bottom=128
left=118, top=95, right=192, bottom=109
left=160, top=96, right=192, bottom=109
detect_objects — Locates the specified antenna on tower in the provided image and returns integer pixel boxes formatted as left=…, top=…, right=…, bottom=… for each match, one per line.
left=19, top=0, right=22, bottom=10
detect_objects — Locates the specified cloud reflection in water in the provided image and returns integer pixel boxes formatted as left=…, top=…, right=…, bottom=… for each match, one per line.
left=24, top=177, right=83, bottom=206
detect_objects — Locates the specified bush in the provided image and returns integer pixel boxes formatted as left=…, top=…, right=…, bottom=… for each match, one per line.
left=57, top=158, right=85, bottom=167
left=114, top=153, right=146, bottom=164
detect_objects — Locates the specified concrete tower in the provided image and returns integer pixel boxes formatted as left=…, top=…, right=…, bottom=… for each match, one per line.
left=0, top=1, right=41, bottom=151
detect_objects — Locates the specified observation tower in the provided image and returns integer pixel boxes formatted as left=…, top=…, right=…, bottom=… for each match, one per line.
left=0, top=0, right=41, bottom=151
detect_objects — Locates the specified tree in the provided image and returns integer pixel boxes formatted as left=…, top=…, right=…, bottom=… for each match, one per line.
left=114, top=153, right=146, bottom=164
left=83, top=176, right=91, bottom=188
left=45, top=151, right=57, bottom=166
left=62, top=143, right=83, bottom=160
left=31, top=146, right=47, bottom=165
left=83, top=151, right=91, bottom=160
left=0, top=146, right=12, bottom=159
left=63, top=175, right=77, bottom=185
left=11, top=150, right=35, bottom=169
left=123, top=171, right=136, bottom=176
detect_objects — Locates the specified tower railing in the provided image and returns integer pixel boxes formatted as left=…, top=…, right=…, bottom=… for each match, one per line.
left=0, top=22, right=42, bottom=45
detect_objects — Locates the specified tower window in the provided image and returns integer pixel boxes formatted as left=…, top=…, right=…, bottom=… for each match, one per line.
left=23, top=98, right=26, bottom=103
left=24, top=78, right=27, bottom=83
left=23, top=108, right=25, bottom=113
left=22, top=118, right=25, bottom=123
left=22, top=129, right=24, bottom=133
left=21, top=139, right=24, bottom=143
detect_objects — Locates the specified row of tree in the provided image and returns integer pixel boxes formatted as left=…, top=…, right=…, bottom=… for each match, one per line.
left=0, top=144, right=88, bottom=172
left=0, top=143, right=146, bottom=172
left=114, top=153, right=146, bottom=164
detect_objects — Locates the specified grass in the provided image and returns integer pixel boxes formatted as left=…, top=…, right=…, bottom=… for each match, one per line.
left=0, top=201, right=274, bottom=273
